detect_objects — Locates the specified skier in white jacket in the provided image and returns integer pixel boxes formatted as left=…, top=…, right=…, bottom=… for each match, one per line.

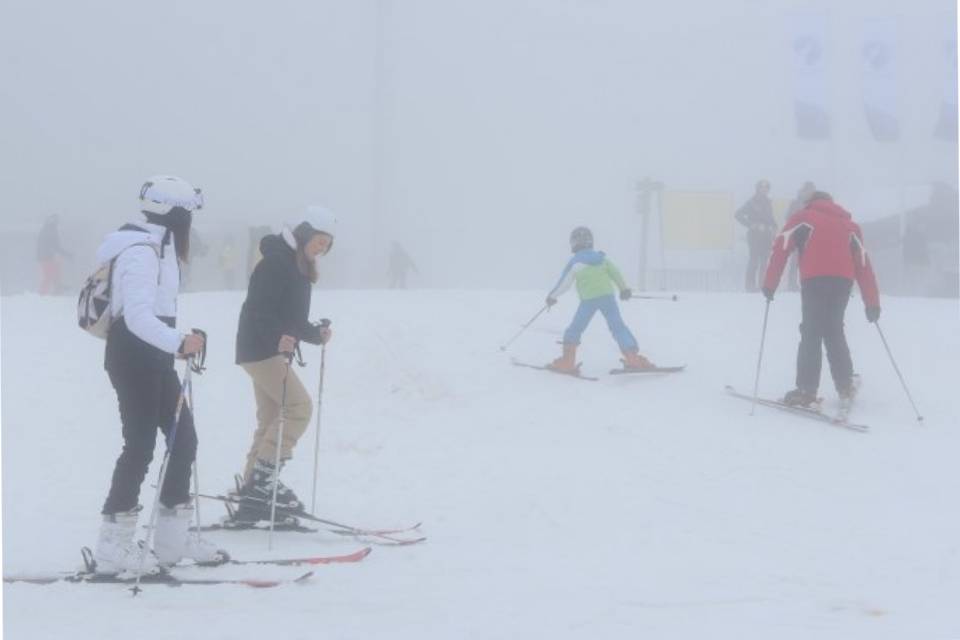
left=93, top=175, right=227, bottom=576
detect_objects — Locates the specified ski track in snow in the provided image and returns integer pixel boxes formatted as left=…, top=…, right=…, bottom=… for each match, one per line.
left=2, top=290, right=958, bottom=639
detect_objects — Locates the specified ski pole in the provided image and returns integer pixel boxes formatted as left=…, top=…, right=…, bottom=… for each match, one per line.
left=189, top=398, right=202, bottom=536
left=132, top=356, right=194, bottom=596
left=499, top=304, right=549, bottom=352
left=268, top=353, right=294, bottom=550
left=185, top=329, right=207, bottom=535
left=626, top=294, right=679, bottom=301
left=874, top=322, right=923, bottom=423
left=750, top=299, right=772, bottom=416
left=311, top=319, right=332, bottom=514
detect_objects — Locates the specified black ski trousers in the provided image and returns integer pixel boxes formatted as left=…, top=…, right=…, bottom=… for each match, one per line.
left=796, top=277, right=855, bottom=394
left=101, top=366, right=197, bottom=514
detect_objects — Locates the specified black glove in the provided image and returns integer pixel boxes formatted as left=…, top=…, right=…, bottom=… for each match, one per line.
left=761, top=287, right=775, bottom=301
left=619, top=288, right=632, bottom=301
left=865, top=306, right=881, bottom=323
left=545, top=296, right=557, bottom=308
left=303, top=318, right=332, bottom=345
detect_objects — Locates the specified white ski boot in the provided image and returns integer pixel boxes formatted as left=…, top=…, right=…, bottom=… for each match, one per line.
left=154, top=502, right=230, bottom=567
left=93, top=508, right=161, bottom=576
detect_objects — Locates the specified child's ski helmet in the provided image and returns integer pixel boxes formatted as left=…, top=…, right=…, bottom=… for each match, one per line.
left=570, top=226, right=593, bottom=252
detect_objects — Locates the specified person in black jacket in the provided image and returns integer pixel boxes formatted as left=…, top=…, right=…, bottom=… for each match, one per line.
left=735, top=179, right=777, bottom=292
left=233, top=207, right=336, bottom=522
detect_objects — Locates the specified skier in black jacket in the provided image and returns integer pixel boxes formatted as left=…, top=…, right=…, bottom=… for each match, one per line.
left=233, top=207, right=335, bottom=522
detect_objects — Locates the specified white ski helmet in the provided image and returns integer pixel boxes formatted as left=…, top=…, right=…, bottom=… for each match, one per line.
left=139, top=175, right=204, bottom=215
left=302, top=205, right=337, bottom=238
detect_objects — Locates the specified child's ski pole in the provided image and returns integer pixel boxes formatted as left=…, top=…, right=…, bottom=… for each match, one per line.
left=626, top=293, right=678, bottom=301
left=499, top=305, right=549, bottom=352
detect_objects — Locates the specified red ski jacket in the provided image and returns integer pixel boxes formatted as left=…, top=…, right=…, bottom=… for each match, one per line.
left=763, top=198, right=880, bottom=307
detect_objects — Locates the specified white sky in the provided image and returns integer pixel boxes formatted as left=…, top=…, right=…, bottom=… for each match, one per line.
left=0, top=0, right=955, bottom=287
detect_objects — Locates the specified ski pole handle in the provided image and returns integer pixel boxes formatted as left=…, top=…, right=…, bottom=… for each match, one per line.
left=190, top=328, right=207, bottom=373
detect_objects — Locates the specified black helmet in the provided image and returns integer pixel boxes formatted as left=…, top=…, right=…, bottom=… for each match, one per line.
left=570, top=226, right=593, bottom=252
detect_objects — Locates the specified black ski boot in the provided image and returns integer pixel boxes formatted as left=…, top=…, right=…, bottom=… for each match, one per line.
left=238, top=459, right=304, bottom=514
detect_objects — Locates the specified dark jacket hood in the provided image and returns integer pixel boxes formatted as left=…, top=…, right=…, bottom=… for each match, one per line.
left=259, top=233, right=295, bottom=259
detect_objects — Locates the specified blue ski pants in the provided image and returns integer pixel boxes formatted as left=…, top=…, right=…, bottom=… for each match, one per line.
left=562, top=294, right=639, bottom=352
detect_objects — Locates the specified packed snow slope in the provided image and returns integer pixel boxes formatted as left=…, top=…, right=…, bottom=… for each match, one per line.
left=2, top=289, right=959, bottom=639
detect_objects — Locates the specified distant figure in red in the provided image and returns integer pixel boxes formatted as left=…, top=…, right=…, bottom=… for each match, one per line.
left=735, top=180, right=777, bottom=292
left=37, top=214, right=70, bottom=294
left=762, top=191, right=880, bottom=407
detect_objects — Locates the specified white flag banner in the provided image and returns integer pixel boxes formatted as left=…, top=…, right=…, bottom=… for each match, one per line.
left=861, top=18, right=900, bottom=142
left=934, top=28, right=957, bottom=141
left=787, top=10, right=831, bottom=140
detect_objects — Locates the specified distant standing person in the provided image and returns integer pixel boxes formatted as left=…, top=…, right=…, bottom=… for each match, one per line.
left=735, top=180, right=777, bottom=292
left=37, top=214, right=71, bottom=294
left=784, top=181, right=817, bottom=291
left=761, top=191, right=880, bottom=407
left=389, top=241, right=418, bottom=288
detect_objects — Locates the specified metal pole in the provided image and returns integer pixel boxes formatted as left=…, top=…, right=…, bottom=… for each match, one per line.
left=637, top=180, right=652, bottom=292
left=189, top=378, right=202, bottom=535
left=268, top=357, right=292, bottom=550
left=371, top=0, right=390, bottom=284
left=310, top=343, right=327, bottom=514
left=875, top=322, right=924, bottom=423
left=131, top=360, right=192, bottom=596
left=499, top=305, right=549, bottom=352
left=750, top=300, right=772, bottom=416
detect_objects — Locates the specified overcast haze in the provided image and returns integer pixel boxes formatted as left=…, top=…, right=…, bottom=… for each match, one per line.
left=1, top=0, right=956, bottom=289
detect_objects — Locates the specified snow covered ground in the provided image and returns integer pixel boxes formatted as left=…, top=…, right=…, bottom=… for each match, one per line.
left=2, top=289, right=959, bottom=639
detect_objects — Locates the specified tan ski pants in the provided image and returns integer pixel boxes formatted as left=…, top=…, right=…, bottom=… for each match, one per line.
left=240, top=355, right=312, bottom=481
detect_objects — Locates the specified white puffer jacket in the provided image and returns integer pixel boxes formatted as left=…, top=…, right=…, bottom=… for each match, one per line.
left=95, top=222, right=183, bottom=355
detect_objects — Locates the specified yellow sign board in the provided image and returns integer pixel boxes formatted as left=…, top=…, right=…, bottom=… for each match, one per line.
left=661, top=191, right=736, bottom=250
left=771, top=198, right=791, bottom=226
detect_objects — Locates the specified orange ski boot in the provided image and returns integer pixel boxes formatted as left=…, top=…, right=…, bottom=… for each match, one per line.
left=546, top=343, right=579, bottom=373
left=620, top=350, right=655, bottom=370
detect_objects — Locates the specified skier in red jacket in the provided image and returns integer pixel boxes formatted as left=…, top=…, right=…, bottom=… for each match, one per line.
left=762, top=192, right=881, bottom=407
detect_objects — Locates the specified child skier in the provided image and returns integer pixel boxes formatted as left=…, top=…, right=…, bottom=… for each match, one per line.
left=762, top=191, right=880, bottom=407
left=545, top=227, right=654, bottom=373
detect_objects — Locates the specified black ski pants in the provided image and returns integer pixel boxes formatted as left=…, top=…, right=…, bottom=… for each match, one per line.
left=101, top=366, right=197, bottom=514
left=796, top=277, right=855, bottom=394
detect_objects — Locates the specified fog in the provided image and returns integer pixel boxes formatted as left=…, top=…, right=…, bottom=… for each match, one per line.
left=1, top=0, right=956, bottom=293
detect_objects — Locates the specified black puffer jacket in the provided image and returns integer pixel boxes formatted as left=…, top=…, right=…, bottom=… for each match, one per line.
left=236, top=234, right=323, bottom=364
